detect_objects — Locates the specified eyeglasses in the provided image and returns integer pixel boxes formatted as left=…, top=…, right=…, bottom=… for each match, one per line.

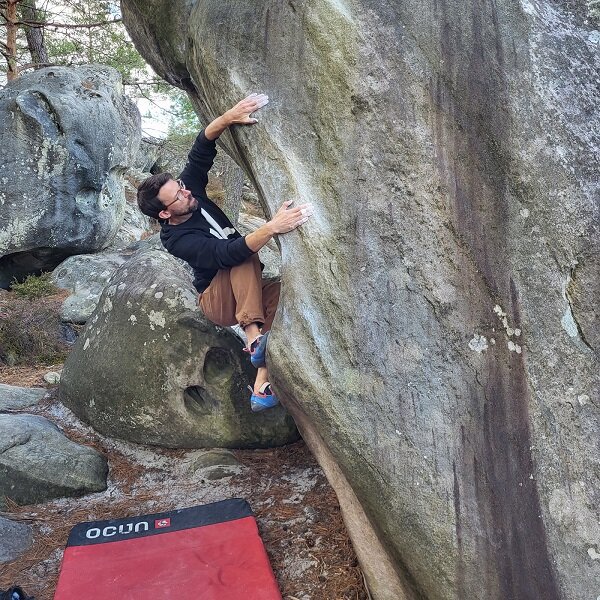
left=163, top=179, right=186, bottom=208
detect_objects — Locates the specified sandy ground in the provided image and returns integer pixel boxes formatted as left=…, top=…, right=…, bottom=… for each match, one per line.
left=0, top=383, right=369, bottom=600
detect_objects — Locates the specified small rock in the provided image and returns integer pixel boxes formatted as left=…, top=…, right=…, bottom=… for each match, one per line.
left=0, top=414, right=108, bottom=508
left=44, top=372, right=61, bottom=384
left=0, top=384, right=47, bottom=411
left=0, top=516, right=33, bottom=562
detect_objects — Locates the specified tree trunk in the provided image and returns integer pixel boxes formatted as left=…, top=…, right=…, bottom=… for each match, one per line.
left=20, top=0, right=49, bottom=66
left=5, top=0, right=19, bottom=80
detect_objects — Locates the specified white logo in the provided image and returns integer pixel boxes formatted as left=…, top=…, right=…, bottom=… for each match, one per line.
left=85, top=521, right=149, bottom=539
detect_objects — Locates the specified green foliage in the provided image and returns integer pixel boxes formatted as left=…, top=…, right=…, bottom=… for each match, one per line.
left=1, top=0, right=194, bottom=136
left=41, top=0, right=146, bottom=82
left=168, top=90, right=200, bottom=136
left=1, top=0, right=147, bottom=85
left=11, top=272, right=59, bottom=300
left=45, top=27, right=146, bottom=83
left=157, top=90, right=201, bottom=172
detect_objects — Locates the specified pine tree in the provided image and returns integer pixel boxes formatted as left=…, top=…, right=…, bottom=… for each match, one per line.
left=0, top=0, right=144, bottom=82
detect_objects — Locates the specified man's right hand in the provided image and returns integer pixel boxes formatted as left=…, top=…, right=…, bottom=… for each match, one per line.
left=268, top=200, right=314, bottom=234
left=244, top=200, right=314, bottom=252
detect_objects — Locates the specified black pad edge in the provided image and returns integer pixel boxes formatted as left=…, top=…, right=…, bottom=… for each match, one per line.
left=66, top=498, right=253, bottom=547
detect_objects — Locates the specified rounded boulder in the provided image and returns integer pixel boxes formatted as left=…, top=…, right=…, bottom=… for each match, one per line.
left=59, top=249, right=298, bottom=448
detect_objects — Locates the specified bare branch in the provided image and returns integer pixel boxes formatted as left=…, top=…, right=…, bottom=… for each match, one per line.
left=133, top=82, right=180, bottom=117
left=14, top=18, right=122, bottom=29
left=124, top=80, right=166, bottom=86
left=18, top=60, right=54, bottom=71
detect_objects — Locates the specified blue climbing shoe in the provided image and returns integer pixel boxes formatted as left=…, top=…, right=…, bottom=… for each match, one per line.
left=0, top=588, right=35, bottom=600
left=249, top=382, right=279, bottom=412
left=249, top=331, right=270, bottom=368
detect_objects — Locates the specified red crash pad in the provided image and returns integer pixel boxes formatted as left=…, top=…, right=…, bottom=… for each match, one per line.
left=54, top=498, right=281, bottom=599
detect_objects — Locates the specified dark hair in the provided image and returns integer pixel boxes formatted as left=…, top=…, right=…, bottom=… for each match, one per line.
left=136, top=172, right=173, bottom=219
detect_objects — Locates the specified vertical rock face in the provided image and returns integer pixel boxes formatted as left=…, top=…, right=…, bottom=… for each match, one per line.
left=121, top=2, right=599, bottom=599
left=0, top=65, right=141, bottom=287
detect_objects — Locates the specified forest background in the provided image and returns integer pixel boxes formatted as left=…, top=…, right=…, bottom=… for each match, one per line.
left=0, top=0, right=199, bottom=150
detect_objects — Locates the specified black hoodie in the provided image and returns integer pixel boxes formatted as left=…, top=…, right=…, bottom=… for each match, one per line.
left=160, top=130, right=254, bottom=292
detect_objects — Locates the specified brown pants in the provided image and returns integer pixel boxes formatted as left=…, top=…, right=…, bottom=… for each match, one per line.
left=199, top=254, right=280, bottom=332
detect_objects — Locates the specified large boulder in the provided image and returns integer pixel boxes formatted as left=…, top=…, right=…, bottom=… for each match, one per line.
left=59, top=249, right=298, bottom=448
left=0, top=65, right=141, bottom=287
left=121, top=2, right=599, bottom=599
left=108, top=201, right=154, bottom=250
left=0, top=414, right=108, bottom=508
left=134, top=136, right=163, bottom=172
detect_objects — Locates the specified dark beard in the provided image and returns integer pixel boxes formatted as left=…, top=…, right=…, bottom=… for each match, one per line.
left=173, top=199, right=198, bottom=217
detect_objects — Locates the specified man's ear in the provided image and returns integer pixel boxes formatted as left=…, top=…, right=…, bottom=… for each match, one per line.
left=158, top=209, right=171, bottom=220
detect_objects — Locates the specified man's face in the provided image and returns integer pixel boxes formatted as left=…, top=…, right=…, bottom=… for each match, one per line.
left=157, top=179, right=198, bottom=217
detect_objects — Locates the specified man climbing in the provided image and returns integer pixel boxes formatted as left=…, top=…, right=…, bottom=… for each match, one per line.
left=136, top=94, right=313, bottom=411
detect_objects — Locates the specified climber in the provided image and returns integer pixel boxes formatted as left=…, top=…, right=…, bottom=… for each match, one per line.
left=136, top=93, right=313, bottom=412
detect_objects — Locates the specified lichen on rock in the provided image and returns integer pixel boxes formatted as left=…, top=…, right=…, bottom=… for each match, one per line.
left=0, top=65, right=141, bottom=287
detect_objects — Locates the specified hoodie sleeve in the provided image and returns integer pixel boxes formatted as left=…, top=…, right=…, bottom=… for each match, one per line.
left=178, top=129, right=217, bottom=196
left=168, top=232, right=254, bottom=271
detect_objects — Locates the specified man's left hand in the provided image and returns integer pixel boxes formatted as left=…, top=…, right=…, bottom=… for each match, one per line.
left=205, top=93, right=270, bottom=140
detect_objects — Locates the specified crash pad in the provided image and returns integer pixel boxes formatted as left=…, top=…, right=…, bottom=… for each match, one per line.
left=54, top=498, right=281, bottom=599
